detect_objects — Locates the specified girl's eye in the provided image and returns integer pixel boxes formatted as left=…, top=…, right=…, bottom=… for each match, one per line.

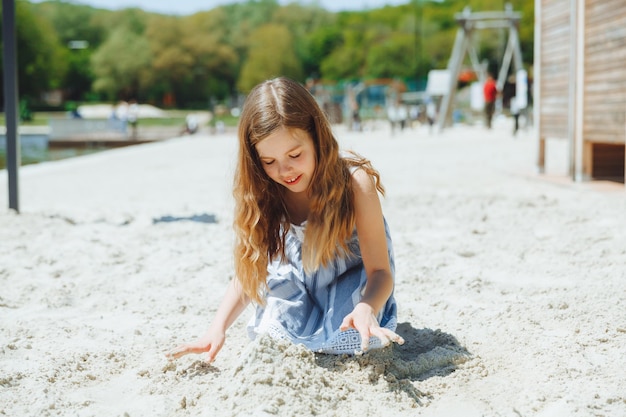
left=289, top=153, right=301, bottom=159
left=262, top=160, right=274, bottom=165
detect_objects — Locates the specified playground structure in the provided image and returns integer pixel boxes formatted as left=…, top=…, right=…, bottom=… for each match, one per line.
left=305, top=4, right=528, bottom=133
left=535, top=0, right=625, bottom=184
left=436, top=4, right=525, bottom=131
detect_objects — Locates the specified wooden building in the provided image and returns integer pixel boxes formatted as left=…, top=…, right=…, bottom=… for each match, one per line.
left=535, top=0, right=626, bottom=184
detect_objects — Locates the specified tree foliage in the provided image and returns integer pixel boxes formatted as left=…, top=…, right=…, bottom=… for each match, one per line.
left=0, top=1, right=67, bottom=100
left=238, top=23, right=302, bottom=92
left=90, top=27, right=151, bottom=100
left=16, top=0, right=534, bottom=108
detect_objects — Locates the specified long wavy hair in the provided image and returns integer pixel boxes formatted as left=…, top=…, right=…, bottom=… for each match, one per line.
left=233, top=77, right=384, bottom=304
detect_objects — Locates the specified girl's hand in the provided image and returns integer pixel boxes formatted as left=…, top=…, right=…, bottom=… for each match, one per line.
left=340, top=302, right=404, bottom=352
left=166, top=328, right=225, bottom=363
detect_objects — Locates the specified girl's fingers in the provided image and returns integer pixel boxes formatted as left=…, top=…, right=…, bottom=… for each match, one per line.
left=166, top=345, right=189, bottom=359
left=206, top=342, right=223, bottom=363
left=371, top=328, right=405, bottom=347
left=166, top=343, right=208, bottom=360
left=360, top=333, right=370, bottom=352
left=384, top=329, right=405, bottom=345
left=339, top=316, right=351, bottom=331
left=339, top=312, right=405, bottom=351
left=371, top=328, right=392, bottom=347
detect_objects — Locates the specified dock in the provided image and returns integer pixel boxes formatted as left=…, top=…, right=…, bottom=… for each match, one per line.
left=47, top=126, right=184, bottom=148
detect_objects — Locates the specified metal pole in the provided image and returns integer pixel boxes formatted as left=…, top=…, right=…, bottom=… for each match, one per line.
left=2, top=0, right=20, bottom=212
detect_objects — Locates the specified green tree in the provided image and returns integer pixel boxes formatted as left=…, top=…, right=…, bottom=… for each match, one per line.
left=221, top=0, right=281, bottom=59
left=180, top=10, right=238, bottom=103
left=18, top=0, right=536, bottom=105
left=88, top=7, right=152, bottom=100
left=141, top=11, right=238, bottom=107
left=144, top=15, right=192, bottom=92
left=30, top=1, right=112, bottom=101
left=366, top=32, right=416, bottom=79
left=237, top=23, right=302, bottom=92
left=64, top=47, right=94, bottom=101
left=90, top=27, right=151, bottom=100
left=32, top=1, right=107, bottom=47
left=271, top=4, right=335, bottom=79
left=303, top=25, right=342, bottom=78
left=320, top=27, right=367, bottom=80
left=97, top=7, right=148, bottom=35
left=0, top=1, right=67, bottom=100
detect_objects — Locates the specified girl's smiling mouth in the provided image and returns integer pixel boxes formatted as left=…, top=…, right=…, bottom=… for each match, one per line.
left=285, top=174, right=302, bottom=185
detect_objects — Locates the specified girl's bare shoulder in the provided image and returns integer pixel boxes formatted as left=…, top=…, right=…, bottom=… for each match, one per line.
left=350, top=167, right=378, bottom=197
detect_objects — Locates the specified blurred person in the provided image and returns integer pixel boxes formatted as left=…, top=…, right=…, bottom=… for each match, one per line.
left=182, top=114, right=199, bottom=135
left=483, top=74, right=498, bottom=129
left=128, top=100, right=139, bottom=139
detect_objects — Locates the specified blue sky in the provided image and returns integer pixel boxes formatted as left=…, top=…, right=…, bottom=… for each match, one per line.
left=33, top=0, right=414, bottom=15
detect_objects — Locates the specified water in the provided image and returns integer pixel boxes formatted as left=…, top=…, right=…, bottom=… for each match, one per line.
left=0, top=146, right=111, bottom=170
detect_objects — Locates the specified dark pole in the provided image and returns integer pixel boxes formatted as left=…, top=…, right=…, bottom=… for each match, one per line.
left=418, top=1, right=423, bottom=88
left=2, top=0, right=20, bottom=212
left=414, top=0, right=419, bottom=87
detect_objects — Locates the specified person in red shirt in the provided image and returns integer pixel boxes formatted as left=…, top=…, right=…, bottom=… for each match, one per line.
left=483, top=74, right=498, bottom=129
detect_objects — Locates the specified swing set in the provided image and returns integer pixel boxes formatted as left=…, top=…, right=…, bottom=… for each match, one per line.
left=436, top=4, right=524, bottom=131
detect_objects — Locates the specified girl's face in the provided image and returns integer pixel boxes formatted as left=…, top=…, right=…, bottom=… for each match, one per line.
left=255, top=127, right=316, bottom=194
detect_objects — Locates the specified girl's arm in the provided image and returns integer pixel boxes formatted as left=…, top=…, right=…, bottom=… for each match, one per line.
left=339, top=168, right=404, bottom=351
left=167, top=278, right=250, bottom=362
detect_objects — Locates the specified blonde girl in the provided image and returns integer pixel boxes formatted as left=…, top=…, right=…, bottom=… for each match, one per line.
left=168, top=77, right=403, bottom=361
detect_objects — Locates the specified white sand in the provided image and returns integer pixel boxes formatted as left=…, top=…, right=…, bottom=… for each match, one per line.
left=1, top=121, right=625, bottom=416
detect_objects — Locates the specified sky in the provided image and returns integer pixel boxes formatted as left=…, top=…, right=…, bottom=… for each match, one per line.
left=32, top=0, right=414, bottom=15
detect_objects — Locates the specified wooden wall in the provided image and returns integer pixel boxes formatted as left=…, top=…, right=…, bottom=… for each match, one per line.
left=536, top=0, right=625, bottom=183
left=537, top=0, right=571, bottom=140
left=583, top=0, right=626, bottom=145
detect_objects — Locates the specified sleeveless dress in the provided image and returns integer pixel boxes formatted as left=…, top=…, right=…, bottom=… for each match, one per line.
left=246, top=218, right=398, bottom=354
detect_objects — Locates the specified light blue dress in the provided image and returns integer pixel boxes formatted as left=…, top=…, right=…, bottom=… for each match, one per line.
left=247, top=218, right=397, bottom=354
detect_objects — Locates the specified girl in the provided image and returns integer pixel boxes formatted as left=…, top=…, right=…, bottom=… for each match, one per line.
left=168, top=77, right=403, bottom=362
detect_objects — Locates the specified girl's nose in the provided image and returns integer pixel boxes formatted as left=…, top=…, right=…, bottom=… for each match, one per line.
left=278, top=160, right=292, bottom=175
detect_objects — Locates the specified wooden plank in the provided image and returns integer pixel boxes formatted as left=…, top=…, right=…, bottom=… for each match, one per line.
left=538, top=136, right=546, bottom=172
left=541, top=110, right=569, bottom=118
left=585, top=3, right=626, bottom=26
left=585, top=44, right=626, bottom=58
left=541, top=74, right=570, bottom=84
left=541, top=96, right=570, bottom=104
left=542, top=116, right=569, bottom=123
left=584, top=110, right=626, bottom=121
left=583, top=0, right=626, bottom=155
left=584, top=91, right=626, bottom=102
left=542, top=125, right=568, bottom=134
left=541, top=79, right=570, bottom=88
left=583, top=140, right=593, bottom=178
left=583, top=134, right=625, bottom=145
left=542, top=1, right=570, bottom=18
left=585, top=67, right=626, bottom=82
left=583, top=124, right=626, bottom=135
left=583, top=126, right=626, bottom=137
left=585, top=97, right=626, bottom=108
left=539, top=0, right=573, bottom=142
left=585, top=24, right=626, bottom=41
